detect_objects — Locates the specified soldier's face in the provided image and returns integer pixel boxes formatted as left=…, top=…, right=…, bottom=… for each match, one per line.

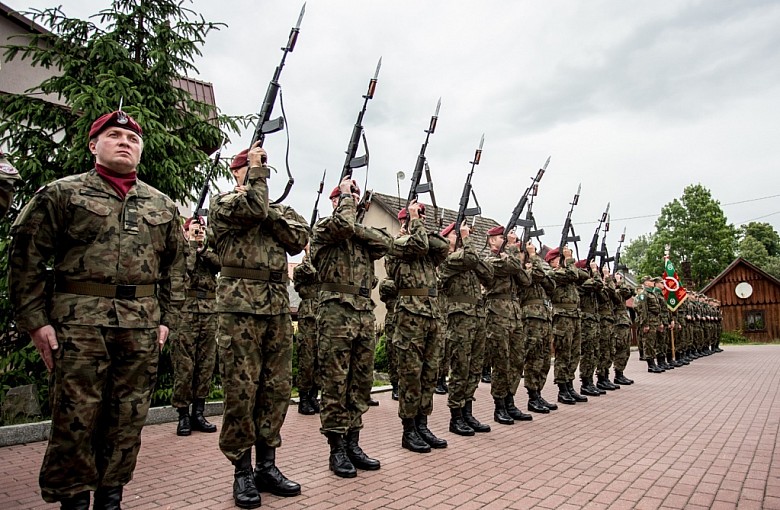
left=89, top=127, right=143, bottom=174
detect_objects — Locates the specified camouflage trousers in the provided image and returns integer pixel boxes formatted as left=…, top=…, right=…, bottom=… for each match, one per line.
left=485, top=311, right=523, bottom=399
left=523, top=317, right=552, bottom=392
left=317, top=301, right=375, bottom=434
left=217, top=312, right=292, bottom=462
left=394, top=309, right=443, bottom=419
left=639, top=325, right=658, bottom=359
left=552, top=314, right=580, bottom=384
left=437, top=320, right=451, bottom=381
left=579, top=316, right=600, bottom=379
left=445, top=312, right=486, bottom=409
left=597, top=318, right=615, bottom=372
left=656, top=328, right=668, bottom=356
left=384, top=313, right=398, bottom=386
left=171, top=308, right=217, bottom=408
left=40, top=325, right=158, bottom=503
left=296, top=316, right=319, bottom=393
left=613, top=324, right=631, bottom=372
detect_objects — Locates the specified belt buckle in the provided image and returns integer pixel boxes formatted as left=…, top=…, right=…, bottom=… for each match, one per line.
left=115, top=285, right=137, bottom=299
left=269, top=271, right=284, bottom=283
left=358, top=287, right=370, bottom=298
left=196, top=290, right=207, bottom=299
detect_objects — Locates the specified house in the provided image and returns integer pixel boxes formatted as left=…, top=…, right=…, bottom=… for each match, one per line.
left=699, top=257, right=780, bottom=342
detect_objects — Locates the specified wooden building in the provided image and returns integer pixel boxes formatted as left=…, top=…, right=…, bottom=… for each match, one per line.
left=700, top=257, right=780, bottom=342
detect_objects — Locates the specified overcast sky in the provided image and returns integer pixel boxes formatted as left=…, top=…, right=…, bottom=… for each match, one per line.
left=14, top=0, right=780, bottom=255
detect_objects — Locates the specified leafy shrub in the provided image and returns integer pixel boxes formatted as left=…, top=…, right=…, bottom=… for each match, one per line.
left=374, top=334, right=389, bottom=373
left=720, top=330, right=749, bottom=344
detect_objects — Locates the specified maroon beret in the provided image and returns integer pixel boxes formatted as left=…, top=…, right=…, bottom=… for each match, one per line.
left=575, top=259, right=587, bottom=269
left=183, top=216, right=205, bottom=230
left=230, top=149, right=250, bottom=170
left=89, top=111, right=142, bottom=139
left=487, top=225, right=504, bottom=237
left=397, top=203, right=426, bottom=221
left=440, top=222, right=456, bottom=237
left=544, top=247, right=560, bottom=263
left=329, top=180, right=361, bottom=200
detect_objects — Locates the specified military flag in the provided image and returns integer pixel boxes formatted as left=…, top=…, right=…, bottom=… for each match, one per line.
left=662, top=244, right=687, bottom=311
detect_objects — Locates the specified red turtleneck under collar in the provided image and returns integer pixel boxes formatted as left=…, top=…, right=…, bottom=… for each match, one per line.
left=95, top=164, right=136, bottom=199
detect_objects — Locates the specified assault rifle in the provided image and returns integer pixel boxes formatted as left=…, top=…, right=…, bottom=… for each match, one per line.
left=453, top=134, right=485, bottom=246
left=194, top=148, right=222, bottom=219
left=599, top=213, right=614, bottom=271
left=557, top=183, right=581, bottom=262
left=243, top=3, right=306, bottom=205
left=586, top=202, right=610, bottom=265
left=613, top=227, right=628, bottom=274
left=520, top=181, right=544, bottom=249
left=309, top=169, right=327, bottom=228
left=401, top=99, right=441, bottom=228
left=499, top=156, right=549, bottom=252
left=340, top=58, right=381, bottom=183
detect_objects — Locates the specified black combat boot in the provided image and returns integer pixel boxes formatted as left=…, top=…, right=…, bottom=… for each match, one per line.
left=481, top=366, right=492, bottom=383
left=668, top=353, right=683, bottom=367
left=614, top=370, right=634, bottom=385
left=657, top=354, right=672, bottom=370
left=676, top=353, right=690, bottom=366
left=254, top=443, right=300, bottom=497
left=191, top=398, right=217, bottom=432
left=401, top=418, right=431, bottom=453
left=505, top=393, right=533, bottom=421
left=60, top=491, right=90, bottom=510
left=557, top=383, right=576, bottom=405
left=176, top=406, right=191, bottom=436
left=601, top=370, right=620, bottom=390
left=310, top=387, right=321, bottom=413
left=298, top=390, right=315, bottom=415
left=449, top=407, right=475, bottom=436
left=391, top=382, right=399, bottom=401
left=415, top=415, right=447, bottom=448
left=344, top=430, right=381, bottom=470
left=93, top=486, right=122, bottom=510
left=537, top=392, right=558, bottom=410
left=463, top=400, right=492, bottom=432
left=434, top=374, right=448, bottom=394
left=580, top=377, right=601, bottom=397
left=527, top=388, right=550, bottom=414
left=647, top=358, right=665, bottom=373
left=231, top=450, right=261, bottom=509
left=493, top=397, right=514, bottom=425
left=326, top=432, right=357, bottom=478
left=566, top=381, right=588, bottom=402
left=368, top=396, right=380, bottom=406
left=596, top=372, right=611, bottom=391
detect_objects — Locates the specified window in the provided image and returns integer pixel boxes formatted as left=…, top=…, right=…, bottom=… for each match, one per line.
left=745, top=310, right=765, bottom=332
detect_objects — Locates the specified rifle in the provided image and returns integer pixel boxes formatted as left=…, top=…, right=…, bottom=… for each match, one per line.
left=599, top=213, right=614, bottom=271
left=242, top=3, right=306, bottom=206
left=401, top=99, right=441, bottom=227
left=453, top=134, right=485, bottom=246
left=340, top=58, right=381, bottom=183
left=586, top=202, right=610, bottom=265
left=309, top=169, right=326, bottom=228
left=519, top=182, right=544, bottom=248
left=499, top=156, right=549, bottom=252
left=613, top=227, right=627, bottom=274
left=558, top=183, right=581, bottom=262
left=193, top=148, right=222, bottom=219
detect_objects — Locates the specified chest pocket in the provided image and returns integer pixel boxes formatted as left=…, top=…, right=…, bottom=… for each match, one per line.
left=142, top=209, right=174, bottom=252
left=67, top=196, right=111, bottom=243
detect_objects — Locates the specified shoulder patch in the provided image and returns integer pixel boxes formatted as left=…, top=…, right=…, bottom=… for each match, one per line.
left=638, top=294, right=645, bottom=301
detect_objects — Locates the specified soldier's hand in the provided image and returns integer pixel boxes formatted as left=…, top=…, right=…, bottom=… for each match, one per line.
left=526, top=241, right=537, bottom=256
left=562, top=246, right=573, bottom=259
left=408, top=199, right=422, bottom=220
left=338, top=176, right=353, bottom=195
left=30, top=325, right=58, bottom=372
left=459, top=224, right=470, bottom=239
left=158, top=325, right=170, bottom=349
left=590, top=261, right=599, bottom=273
left=248, top=140, right=267, bottom=168
left=507, top=230, right=518, bottom=245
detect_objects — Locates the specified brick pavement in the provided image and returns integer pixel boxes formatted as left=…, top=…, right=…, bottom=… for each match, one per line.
left=1, top=345, right=779, bottom=509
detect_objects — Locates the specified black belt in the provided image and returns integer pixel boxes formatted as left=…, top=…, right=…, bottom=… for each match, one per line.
left=398, top=287, right=438, bottom=297
left=187, top=290, right=216, bottom=299
left=487, top=294, right=514, bottom=301
left=320, top=283, right=371, bottom=298
left=221, top=266, right=288, bottom=283
left=55, top=279, right=156, bottom=299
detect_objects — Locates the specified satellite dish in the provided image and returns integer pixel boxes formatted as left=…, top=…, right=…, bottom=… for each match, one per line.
left=735, top=281, right=753, bottom=299
left=396, top=171, right=405, bottom=180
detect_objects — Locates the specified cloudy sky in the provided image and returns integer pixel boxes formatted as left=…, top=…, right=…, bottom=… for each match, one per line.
left=14, top=0, right=780, bottom=254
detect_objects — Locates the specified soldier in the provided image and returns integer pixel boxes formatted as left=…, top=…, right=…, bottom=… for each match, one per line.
left=312, top=177, right=391, bottom=477
left=636, top=276, right=665, bottom=373
left=0, top=150, right=21, bottom=217
left=172, top=216, right=220, bottom=436
left=596, top=267, right=620, bottom=391
left=378, top=276, right=399, bottom=400
left=293, top=244, right=320, bottom=415
left=483, top=226, right=533, bottom=425
left=438, top=221, right=494, bottom=435
left=653, top=277, right=675, bottom=370
left=611, top=272, right=636, bottom=385
left=386, top=200, right=450, bottom=452
left=547, top=246, right=589, bottom=405
left=578, top=260, right=604, bottom=395
left=210, top=144, right=307, bottom=508
left=9, top=110, right=186, bottom=510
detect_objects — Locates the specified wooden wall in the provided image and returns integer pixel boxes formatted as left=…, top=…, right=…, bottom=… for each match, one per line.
left=704, top=262, right=780, bottom=342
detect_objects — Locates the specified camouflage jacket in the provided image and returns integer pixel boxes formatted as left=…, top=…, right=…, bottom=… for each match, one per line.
left=655, top=288, right=671, bottom=325
left=386, top=217, right=449, bottom=319
left=482, top=244, right=527, bottom=320
left=578, top=270, right=602, bottom=319
left=378, top=276, right=398, bottom=324
left=0, top=155, right=21, bottom=218
left=517, top=255, right=554, bottom=321
left=636, top=284, right=661, bottom=328
left=210, top=166, right=308, bottom=315
left=184, top=240, right=220, bottom=314
left=596, top=274, right=616, bottom=321
left=293, top=256, right=318, bottom=319
left=312, top=194, right=391, bottom=312
left=549, top=258, right=587, bottom=319
left=437, top=235, right=494, bottom=318
left=613, top=279, right=635, bottom=327
left=9, top=169, right=185, bottom=331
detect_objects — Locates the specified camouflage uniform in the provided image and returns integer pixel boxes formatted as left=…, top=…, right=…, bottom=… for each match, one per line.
left=577, top=269, right=602, bottom=392
left=655, top=287, right=672, bottom=366
left=9, top=169, right=185, bottom=503
left=549, top=258, right=587, bottom=385
left=636, top=281, right=663, bottom=371
left=311, top=194, right=391, bottom=435
left=612, top=279, right=635, bottom=375
left=379, top=277, right=399, bottom=392
left=293, top=256, right=319, bottom=399
left=209, top=165, right=308, bottom=461
left=172, top=239, right=220, bottom=409
left=0, top=151, right=21, bottom=217
left=386, top=217, right=449, bottom=420
left=519, top=256, right=555, bottom=393
left=596, top=273, right=617, bottom=376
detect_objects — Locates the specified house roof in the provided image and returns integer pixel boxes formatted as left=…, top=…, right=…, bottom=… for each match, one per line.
left=0, top=2, right=51, bottom=36
left=699, top=257, right=780, bottom=294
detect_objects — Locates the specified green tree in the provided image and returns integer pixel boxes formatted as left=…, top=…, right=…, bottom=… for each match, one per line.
left=621, top=233, right=653, bottom=275
left=738, top=234, right=769, bottom=268
left=739, top=222, right=780, bottom=257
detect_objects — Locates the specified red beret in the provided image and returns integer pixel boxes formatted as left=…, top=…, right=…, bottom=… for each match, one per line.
left=89, top=111, right=142, bottom=139
left=183, top=216, right=205, bottom=230
left=329, top=180, right=361, bottom=200
left=397, top=203, right=426, bottom=221
left=575, top=259, right=587, bottom=269
left=544, top=247, right=560, bottom=263
left=230, top=149, right=250, bottom=170
left=440, top=222, right=456, bottom=237
left=487, top=225, right=504, bottom=236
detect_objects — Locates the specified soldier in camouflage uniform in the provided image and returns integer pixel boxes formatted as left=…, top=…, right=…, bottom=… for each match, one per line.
left=0, top=150, right=21, bottom=217
left=653, top=277, right=676, bottom=370
left=312, top=177, right=391, bottom=477
left=483, top=226, right=533, bottom=424
left=379, top=276, right=399, bottom=400
left=172, top=216, right=220, bottom=436
left=611, top=272, right=636, bottom=385
left=293, top=244, right=320, bottom=415
left=547, top=246, right=590, bottom=405
left=636, top=276, right=665, bottom=373
left=596, top=267, right=620, bottom=391
left=438, top=221, right=494, bottom=436
left=210, top=144, right=308, bottom=508
left=9, top=111, right=186, bottom=509
left=578, top=260, right=604, bottom=396
left=386, top=200, right=450, bottom=452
